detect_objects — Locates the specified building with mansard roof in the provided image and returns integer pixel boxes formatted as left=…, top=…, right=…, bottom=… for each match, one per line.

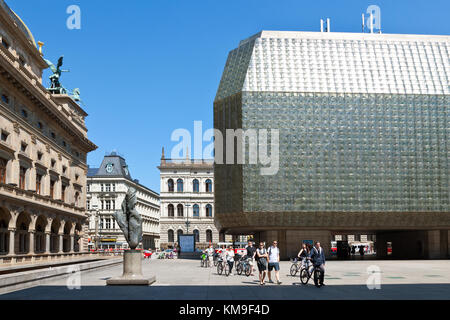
left=86, top=152, right=160, bottom=250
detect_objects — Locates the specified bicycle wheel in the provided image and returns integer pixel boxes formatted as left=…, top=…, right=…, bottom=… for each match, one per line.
left=244, top=264, right=251, bottom=277
left=217, top=262, right=223, bottom=275
left=224, top=263, right=230, bottom=276
left=236, top=263, right=243, bottom=275
left=300, top=268, right=309, bottom=285
left=290, top=263, right=298, bottom=276
left=213, top=258, right=218, bottom=267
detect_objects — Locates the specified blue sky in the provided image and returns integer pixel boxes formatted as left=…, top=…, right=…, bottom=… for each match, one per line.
left=8, top=0, right=450, bottom=192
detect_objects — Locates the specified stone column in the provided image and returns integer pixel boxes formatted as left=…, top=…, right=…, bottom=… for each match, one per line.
left=59, top=233, right=64, bottom=253
left=70, top=234, right=74, bottom=253
left=45, top=232, right=51, bottom=254
left=277, top=230, right=287, bottom=260
left=29, top=230, right=35, bottom=255
left=8, top=228, right=15, bottom=256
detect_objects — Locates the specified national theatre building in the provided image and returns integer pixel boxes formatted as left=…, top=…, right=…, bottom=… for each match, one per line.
left=214, top=30, right=449, bottom=259
left=0, top=1, right=97, bottom=264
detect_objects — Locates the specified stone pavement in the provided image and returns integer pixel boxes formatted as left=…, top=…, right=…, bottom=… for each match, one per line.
left=1, top=259, right=450, bottom=300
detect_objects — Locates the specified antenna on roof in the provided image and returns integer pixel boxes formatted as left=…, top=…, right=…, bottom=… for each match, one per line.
left=362, top=13, right=365, bottom=32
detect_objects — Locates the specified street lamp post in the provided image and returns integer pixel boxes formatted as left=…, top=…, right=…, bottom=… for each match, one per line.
left=91, top=204, right=100, bottom=251
left=185, top=204, right=191, bottom=234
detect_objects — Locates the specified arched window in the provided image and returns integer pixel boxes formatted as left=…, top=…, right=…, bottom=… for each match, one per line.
left=193, top=204, right=199, bottom=217
left=177, top=179, right=183, bottom=192
left=167, top=179, right=174, bottom=192
left=177, top=204, right=183, bottom=217
left=177, top=229, right=183, bottom=242
left=206, top=230, right=213, bottom=243
left=193, top=229, right=199, bottom=242
left=193, top=179, right=199, bottom=192
left=205, top=179, right=212, bottom=192
left=168, top=204, right=174, bottom=217
left=168, top=230, right=174, bottom=243
left=0, top=158, right=6, bottom=184
left=205, top=204, right=212, bottom=217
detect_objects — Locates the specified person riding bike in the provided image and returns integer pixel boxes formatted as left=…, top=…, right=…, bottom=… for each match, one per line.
left=297, top=243, right=310, bottom=269
left=309, top=241, right=326, bottom=287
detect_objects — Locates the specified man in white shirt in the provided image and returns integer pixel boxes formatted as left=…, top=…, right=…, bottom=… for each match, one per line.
left=267, top=240, right=282, bottom=285
left=206, top=244, right=214, bottom=267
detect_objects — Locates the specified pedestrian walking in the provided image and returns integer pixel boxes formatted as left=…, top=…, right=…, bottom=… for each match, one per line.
left=267, top=240, right=282, bottom=285
left=245, top=240, right=257, bottom=276
left=256, top=242, right=268, bottom=285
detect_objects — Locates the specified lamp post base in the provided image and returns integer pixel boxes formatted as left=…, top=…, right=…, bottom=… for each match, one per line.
left=106, top=250, right=156, bottom=286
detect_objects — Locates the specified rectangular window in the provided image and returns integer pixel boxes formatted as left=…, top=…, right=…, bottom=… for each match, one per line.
left=86, top=184, right=90, bottom=192
left=61, top=185, right=66, bottom=202
left=105, top=218, right=111, bottom=229
left=105, top=184, right=111, bottom=192
left=86, top=200, right=90, bottom=210
left=112, top=184, right=116, bottom=192
left=36, top=174, right=42, bottom=195
left=1, top=131, right=8, bottom=142
left=50, top=180, right=55, bottom=199
left=100, top=184, right=104, bottom=192
left=101, top=200, right=104, bottom=210
left=112, top=200, right=115, bottom=210
left=105, top=200, right=111, bottom=210
left=19, top=166, right=26, bottom=189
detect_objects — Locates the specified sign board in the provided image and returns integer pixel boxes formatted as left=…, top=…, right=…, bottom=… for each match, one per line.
left=179, top=234, right=195, bottom=253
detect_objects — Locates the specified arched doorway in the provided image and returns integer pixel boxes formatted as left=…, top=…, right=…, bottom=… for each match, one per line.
left=63, top=222, right=72, bottom=252
left=193, top=229, right=200, bottom=243
left=0, top=208, right=10, bottom=255
left=206, top=229, right=213, bottom=244
left=50, top=219, right=60, bottom=253
left=177, top=229, right=183, bottom=242
left=168, top=229, right=174, bottom=243
left=34, top=215, right=47, bottom=254
left=15, top=212, right=31, bottom=254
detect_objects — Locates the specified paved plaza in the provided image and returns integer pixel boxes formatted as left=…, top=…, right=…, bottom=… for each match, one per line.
left=1, top=259, right=450, bottom=300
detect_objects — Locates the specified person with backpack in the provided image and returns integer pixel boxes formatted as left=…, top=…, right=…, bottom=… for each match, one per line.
left=267, top=240, right=282, bottom=285
left=256, top=242, right=268, bottom=285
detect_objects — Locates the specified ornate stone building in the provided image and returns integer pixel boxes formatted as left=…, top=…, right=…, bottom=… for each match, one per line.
left=86, top=152, right=160, bottom=250
left=0, top=1, right=97, bottom=264
left=158, top=149, right=221, bottom=250
left=214, top=30, right=450, bottom=259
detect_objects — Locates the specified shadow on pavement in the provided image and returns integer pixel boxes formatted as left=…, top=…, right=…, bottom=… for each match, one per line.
left=1, top=283, right=450, bottom=300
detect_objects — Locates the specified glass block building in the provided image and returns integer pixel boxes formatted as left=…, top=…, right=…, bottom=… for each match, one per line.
left=213, top=31, right=450, bottom=259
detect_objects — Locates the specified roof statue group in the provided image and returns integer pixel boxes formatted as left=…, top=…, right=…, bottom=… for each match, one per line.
left=44, top=55, right=81, bottom=102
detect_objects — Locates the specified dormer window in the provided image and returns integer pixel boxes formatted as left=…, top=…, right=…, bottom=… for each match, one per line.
left=1, top=38, right=10, bottom=49
left=1, top=130, right=9, bottom=142
left=37, top=151, right=43, bottom=161
left=1, top=94, right=9, bottom=104
left=51, top=159, right=56, bottom=168
left=20, top=142, right=27, bottom=152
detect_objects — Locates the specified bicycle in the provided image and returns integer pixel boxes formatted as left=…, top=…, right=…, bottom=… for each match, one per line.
left=200, top=253, right=208, bottom=267
left=216, top=257, right=225, bottom=275
left=289, top=257, right=302, bottom=276
left=299, top=259, right=324, bottom=287
left=213, top=253, right=220, bottom=267
left=236, top=257, right=252, bottom=277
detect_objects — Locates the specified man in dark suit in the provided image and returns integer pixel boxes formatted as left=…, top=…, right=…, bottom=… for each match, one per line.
left=309, top=241, right=326, bottom=286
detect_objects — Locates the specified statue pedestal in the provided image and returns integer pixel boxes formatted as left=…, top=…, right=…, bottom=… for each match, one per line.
left=107, top=250, right=156, bottom=286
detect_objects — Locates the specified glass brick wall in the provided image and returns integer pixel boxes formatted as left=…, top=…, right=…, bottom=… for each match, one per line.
left=241, top=92, right=449, bottom=213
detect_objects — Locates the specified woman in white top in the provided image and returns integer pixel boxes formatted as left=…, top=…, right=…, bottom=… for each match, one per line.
left=225, top=245, right=235, bottom=275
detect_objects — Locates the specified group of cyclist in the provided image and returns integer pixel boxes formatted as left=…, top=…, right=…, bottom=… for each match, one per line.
left=201, top=240, right=326, bottom=287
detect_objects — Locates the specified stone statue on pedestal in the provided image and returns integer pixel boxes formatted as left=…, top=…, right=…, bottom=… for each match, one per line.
left=113, top=187, right=142, bottom=249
